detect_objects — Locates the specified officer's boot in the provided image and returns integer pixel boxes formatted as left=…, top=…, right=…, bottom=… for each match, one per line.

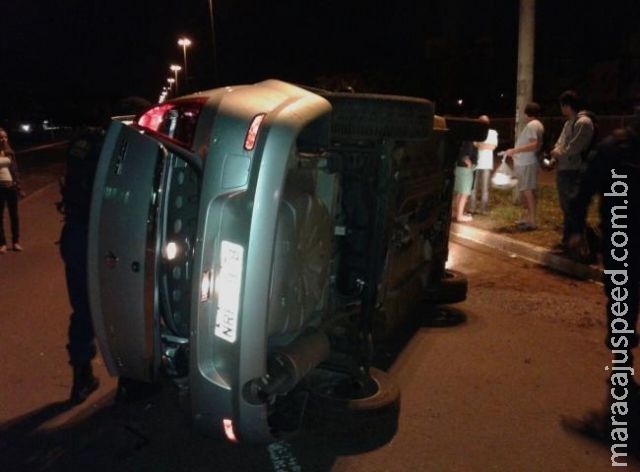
left=69, top=363, right=100, bottom=405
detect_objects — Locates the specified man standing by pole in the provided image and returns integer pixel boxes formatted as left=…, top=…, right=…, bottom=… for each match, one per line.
left=503, top=103, right=544, bottom=231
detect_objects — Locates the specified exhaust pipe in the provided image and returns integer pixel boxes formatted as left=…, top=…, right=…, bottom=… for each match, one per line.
left=260, top=329, right=330, bottom=396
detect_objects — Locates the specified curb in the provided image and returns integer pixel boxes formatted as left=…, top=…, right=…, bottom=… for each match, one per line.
left=22, top=181, right=58, bottom=204
left=15, top=140, right=69, bottom=155
left=450, top=222, right=603, bottom=282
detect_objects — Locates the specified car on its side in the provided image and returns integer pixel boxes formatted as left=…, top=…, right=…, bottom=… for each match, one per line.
left=88, top=79, right=487, bottom=448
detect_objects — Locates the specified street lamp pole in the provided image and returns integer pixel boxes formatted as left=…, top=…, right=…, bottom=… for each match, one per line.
left=170, top=64, right=182, bottom=96
left=177, top=37, right=192, bottom=93
left=207, top=0, right=218, bottom=85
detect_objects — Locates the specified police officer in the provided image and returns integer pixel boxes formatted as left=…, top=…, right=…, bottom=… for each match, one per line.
left=570, top=107, right=639, bottom=362
left=58, top=104, right=109, bottom=404
left=564, top=106, right=640, bottom=451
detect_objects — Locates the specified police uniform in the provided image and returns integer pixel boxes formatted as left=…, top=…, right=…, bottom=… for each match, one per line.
left=570, top=125, right=639, bottom=355
left=59, top=127, right=105, bottom=403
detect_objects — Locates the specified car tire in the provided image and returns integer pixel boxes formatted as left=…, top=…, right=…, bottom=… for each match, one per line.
left=423, top=269, right=468, bottom=305
left=422, top=304, right=467, bottom=328
left=303, top=367, right=400, bottom=454
left=322, top=93, right=434, bottom=141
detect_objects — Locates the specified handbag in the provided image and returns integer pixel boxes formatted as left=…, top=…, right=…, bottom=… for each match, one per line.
left=491, top=156, right=517, bottom=189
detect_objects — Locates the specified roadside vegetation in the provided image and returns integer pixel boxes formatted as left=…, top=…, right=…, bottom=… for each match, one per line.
left=467, top=183, right=600, bottom=250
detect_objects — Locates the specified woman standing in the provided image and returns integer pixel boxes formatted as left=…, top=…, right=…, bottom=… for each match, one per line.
left=470, top=115, right=498, bottom=214
left=0, top=128, right=23, bottom=253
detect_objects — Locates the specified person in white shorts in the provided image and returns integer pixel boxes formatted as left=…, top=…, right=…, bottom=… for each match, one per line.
left=503, top=102, right=544, bottom=231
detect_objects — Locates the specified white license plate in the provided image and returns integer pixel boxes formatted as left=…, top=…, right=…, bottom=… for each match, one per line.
left=214, top=241, right=244, bottom=343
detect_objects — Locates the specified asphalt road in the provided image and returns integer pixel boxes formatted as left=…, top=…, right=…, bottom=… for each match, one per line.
left=0, top=145, right=635, bottom=471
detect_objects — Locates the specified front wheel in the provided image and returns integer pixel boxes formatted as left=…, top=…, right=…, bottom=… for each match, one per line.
left=303, top=367, right=400, bottom=454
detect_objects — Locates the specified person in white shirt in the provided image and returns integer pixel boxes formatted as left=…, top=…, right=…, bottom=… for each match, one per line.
left=503, top=102, right=544, bottom=231
left=470, top=115, right=498, bottom=214
left=0, top=128, right=23, bottom=253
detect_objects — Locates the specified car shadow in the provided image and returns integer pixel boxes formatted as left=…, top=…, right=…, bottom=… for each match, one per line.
left=0, top=384, right=343, bottom=472
left=374, top=303, right=468, bottom=372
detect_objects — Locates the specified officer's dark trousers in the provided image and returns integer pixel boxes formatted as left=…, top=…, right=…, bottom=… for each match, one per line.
left=60, top=222, right=97, bottom=366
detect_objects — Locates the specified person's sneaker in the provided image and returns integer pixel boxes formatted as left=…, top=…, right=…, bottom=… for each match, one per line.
left=12, top=243, right=23, bottom=252
left=454, top=214, right=473, bottom=222
left=69, top=363, right=100, bottom=405
left=0, top=245, right=6, bottom=254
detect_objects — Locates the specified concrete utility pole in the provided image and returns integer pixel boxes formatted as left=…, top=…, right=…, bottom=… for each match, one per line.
left=208, top=0, right=219, bottom=86
left=514, top=0, right=535, bottom=139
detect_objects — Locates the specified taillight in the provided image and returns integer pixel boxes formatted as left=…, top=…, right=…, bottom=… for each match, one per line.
left=137, top=104, right=174, bottom=132
left=244, top=114, right=265, bottom=151
left=137, top=99, right=207, bottom=148
left=223, top=418, right=238, bottom=442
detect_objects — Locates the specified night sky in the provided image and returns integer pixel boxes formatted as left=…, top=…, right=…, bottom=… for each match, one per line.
left=2, top=0, right=639, bottom=122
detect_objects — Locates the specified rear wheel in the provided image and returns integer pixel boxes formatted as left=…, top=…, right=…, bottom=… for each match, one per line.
left=303, top=367, right=400, bottom=454
left=422, top=304, right=467, bottom=328
left=423, top=269, right=468, bottom=305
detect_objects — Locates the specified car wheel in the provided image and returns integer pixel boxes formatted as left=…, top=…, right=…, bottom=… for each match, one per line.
left=423, top=269, right=468, bottom=305
left=303, top=367, right=400, bottom=454
left=422, top=304, right=467, bottom=328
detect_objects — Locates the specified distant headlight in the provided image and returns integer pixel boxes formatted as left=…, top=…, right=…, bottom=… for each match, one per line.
left=19, top=123, right=32, bottom=133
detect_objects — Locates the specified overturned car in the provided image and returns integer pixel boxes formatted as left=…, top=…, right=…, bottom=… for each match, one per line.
left=88, top=80, right=486, bottom=447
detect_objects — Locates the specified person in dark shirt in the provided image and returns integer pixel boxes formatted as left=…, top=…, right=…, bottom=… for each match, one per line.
left=550, top=90, right=595, bottom=250
left=564, top=107, right=640, bottom=456
left=452, top=140, right=477, bottom=222
left=569, top=111, right=639, bottom=356
left=58, top=115, right=108, bottom=404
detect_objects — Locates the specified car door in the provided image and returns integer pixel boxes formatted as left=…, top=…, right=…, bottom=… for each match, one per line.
left=88, top=121, right=165, bottom=382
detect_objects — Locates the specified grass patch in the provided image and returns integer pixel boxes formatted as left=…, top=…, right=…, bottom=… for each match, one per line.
left=466, top=184, right=600, bottom=249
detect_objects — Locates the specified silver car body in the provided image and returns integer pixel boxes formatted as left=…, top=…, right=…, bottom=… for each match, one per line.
left=88, top=79, right=485, bottom=443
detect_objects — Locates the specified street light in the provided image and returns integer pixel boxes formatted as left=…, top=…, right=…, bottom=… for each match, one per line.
left=170, top=64, right=182, bottom=95
left=167, top=77, right=176, bottom=97
left=177, top=37, right=192, bottom=92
